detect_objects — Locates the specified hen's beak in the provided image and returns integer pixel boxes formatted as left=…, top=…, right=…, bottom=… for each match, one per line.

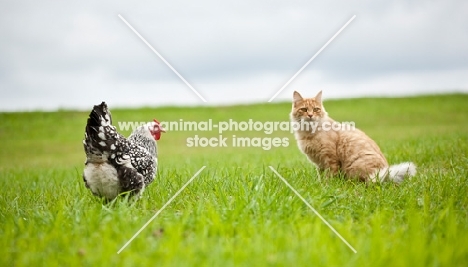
left=153, top=119, right=166, bottom=133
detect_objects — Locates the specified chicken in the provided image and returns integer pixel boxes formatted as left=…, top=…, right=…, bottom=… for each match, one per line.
left=82, top=102, right=165, bottom=200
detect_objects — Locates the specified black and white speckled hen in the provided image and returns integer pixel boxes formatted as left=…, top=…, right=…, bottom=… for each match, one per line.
left=82, top=102, right=165, bottom=200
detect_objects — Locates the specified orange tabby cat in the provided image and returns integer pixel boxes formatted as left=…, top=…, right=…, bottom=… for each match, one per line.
left=290, top=90, right=416, bottom=183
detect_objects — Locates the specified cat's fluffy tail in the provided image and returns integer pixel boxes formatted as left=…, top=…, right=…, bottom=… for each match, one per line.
left=371, top=162, right=417, bottom=183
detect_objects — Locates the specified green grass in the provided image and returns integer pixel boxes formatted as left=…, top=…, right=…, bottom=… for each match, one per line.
left=1, top=94, right=468, bottom=266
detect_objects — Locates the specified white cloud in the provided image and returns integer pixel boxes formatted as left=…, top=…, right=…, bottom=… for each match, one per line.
left=0, top=0, right=467, bottom=111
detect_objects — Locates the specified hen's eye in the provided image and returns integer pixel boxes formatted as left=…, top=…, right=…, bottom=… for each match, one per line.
left=300, top=107, right=308, bottom=112
left=313, top=107, right=320, bottom=112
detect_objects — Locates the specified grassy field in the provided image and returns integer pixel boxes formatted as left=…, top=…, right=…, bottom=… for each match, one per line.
left=1, top=94, right=467, bottom=266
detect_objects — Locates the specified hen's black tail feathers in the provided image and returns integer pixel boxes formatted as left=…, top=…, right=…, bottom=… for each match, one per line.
left=87, top=102, right=112, bottom=129
left=84, top=102, right=117, bottom=158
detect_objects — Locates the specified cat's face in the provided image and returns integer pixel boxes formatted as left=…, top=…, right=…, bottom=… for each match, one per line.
left=291, top=91, right=326, bottom=122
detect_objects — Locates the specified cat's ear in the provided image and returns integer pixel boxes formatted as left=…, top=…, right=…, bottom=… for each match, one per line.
left=293, top=91, right=303, bottom=105
left=314, top=90, right=323, bottom=104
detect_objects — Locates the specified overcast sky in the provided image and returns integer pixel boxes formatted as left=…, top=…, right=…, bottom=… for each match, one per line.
left=1, top=0, right=467, bottom=111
